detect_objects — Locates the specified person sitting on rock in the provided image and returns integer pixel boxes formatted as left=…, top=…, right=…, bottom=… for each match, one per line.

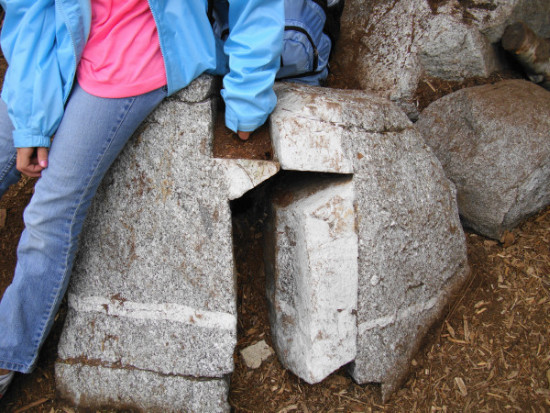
left=0, top=0, right=283, bottom=399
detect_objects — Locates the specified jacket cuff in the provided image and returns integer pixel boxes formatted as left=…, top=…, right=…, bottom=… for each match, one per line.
left=13, top=129, right=51, bottom=148
left=224, top=105, right=268, bottom=133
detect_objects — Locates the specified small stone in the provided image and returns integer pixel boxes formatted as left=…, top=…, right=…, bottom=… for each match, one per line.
left=240, top=340, right=274, bottom=369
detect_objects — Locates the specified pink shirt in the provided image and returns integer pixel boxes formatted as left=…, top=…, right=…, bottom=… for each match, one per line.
left=77, top=0, right=167, bottom=98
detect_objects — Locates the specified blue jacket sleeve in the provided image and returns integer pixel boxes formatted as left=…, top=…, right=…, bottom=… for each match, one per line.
left=0, top=0, right=67, bottom=148
left=221, top=0, right=284, bottom=133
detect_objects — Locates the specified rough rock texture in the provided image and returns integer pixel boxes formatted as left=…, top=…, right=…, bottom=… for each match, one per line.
left=55, top=75, right=279, bottom=411
left=468, top=0, right=550, bottom=43
left=269, top=83, right=470, bottom=399
left=418, top=12, right=499, bottom=81
left=334, top=0, right=429, bottom=116
left=333, top=0, right=550, bottom=118
left=56, top=364, right=230, bottom=413
left=416, top=79, right=550, bottom=240
left=264, top=175, right=358, bottom=384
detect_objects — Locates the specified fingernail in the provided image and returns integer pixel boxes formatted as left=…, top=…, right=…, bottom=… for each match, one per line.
left=39, top=161, right=48, bottom=168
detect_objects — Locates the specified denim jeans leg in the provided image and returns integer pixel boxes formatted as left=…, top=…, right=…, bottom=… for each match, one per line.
left=0, top=98, right=21, bottom=197
left=0, top=83, right=167, bottom=373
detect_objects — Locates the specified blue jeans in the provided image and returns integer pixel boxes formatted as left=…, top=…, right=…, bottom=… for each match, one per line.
left=0, top=83, right=167, bottom=373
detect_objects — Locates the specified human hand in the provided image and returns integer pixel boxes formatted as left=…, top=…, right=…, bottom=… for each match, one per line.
left=237, top=131, right=251, bottom=141
left=16, top=147, right=49, bottom=177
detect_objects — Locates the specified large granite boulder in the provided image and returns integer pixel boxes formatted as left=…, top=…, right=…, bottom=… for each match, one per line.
left=55, top=75, right=279, bottom=412
left=416, top=79, right=550, bottom=240
left=267, top=83, right=470, bottom=399
left=333, top=0, right=550, bottom=118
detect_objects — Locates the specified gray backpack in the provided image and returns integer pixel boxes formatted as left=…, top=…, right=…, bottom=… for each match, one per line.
left=209, top=0, right=345, bottom=85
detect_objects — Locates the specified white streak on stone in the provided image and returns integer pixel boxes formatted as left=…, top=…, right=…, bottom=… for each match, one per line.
left=68, top=294, right=236, bottom=331
left=358, top=297, right=438, bottom=334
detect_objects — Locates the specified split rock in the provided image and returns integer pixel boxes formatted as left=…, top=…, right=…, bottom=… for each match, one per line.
left=269, top=83, right=470, bottom=399
left=56, top=364, right=230, bottom=413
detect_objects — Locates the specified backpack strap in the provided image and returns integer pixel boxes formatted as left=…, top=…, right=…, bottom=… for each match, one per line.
left=283, top=24, right=320, bottom=72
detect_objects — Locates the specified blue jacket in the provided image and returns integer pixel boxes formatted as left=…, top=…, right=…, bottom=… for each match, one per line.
left=0, top=0, right=284, bottom=148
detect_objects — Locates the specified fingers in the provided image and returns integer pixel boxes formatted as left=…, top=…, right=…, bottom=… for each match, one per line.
left=237, top=130, right=251, bottom=141
left=16, top=147, right=49, bottom=178
left=37, top=147, right=49, bottom=169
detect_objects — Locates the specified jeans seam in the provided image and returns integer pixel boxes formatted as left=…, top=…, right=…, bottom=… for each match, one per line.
left=28, top=96, right=138, bottom=370
left=0, top=152, right=16, bottom=183
left=0, top=359, right=26, bottom=372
